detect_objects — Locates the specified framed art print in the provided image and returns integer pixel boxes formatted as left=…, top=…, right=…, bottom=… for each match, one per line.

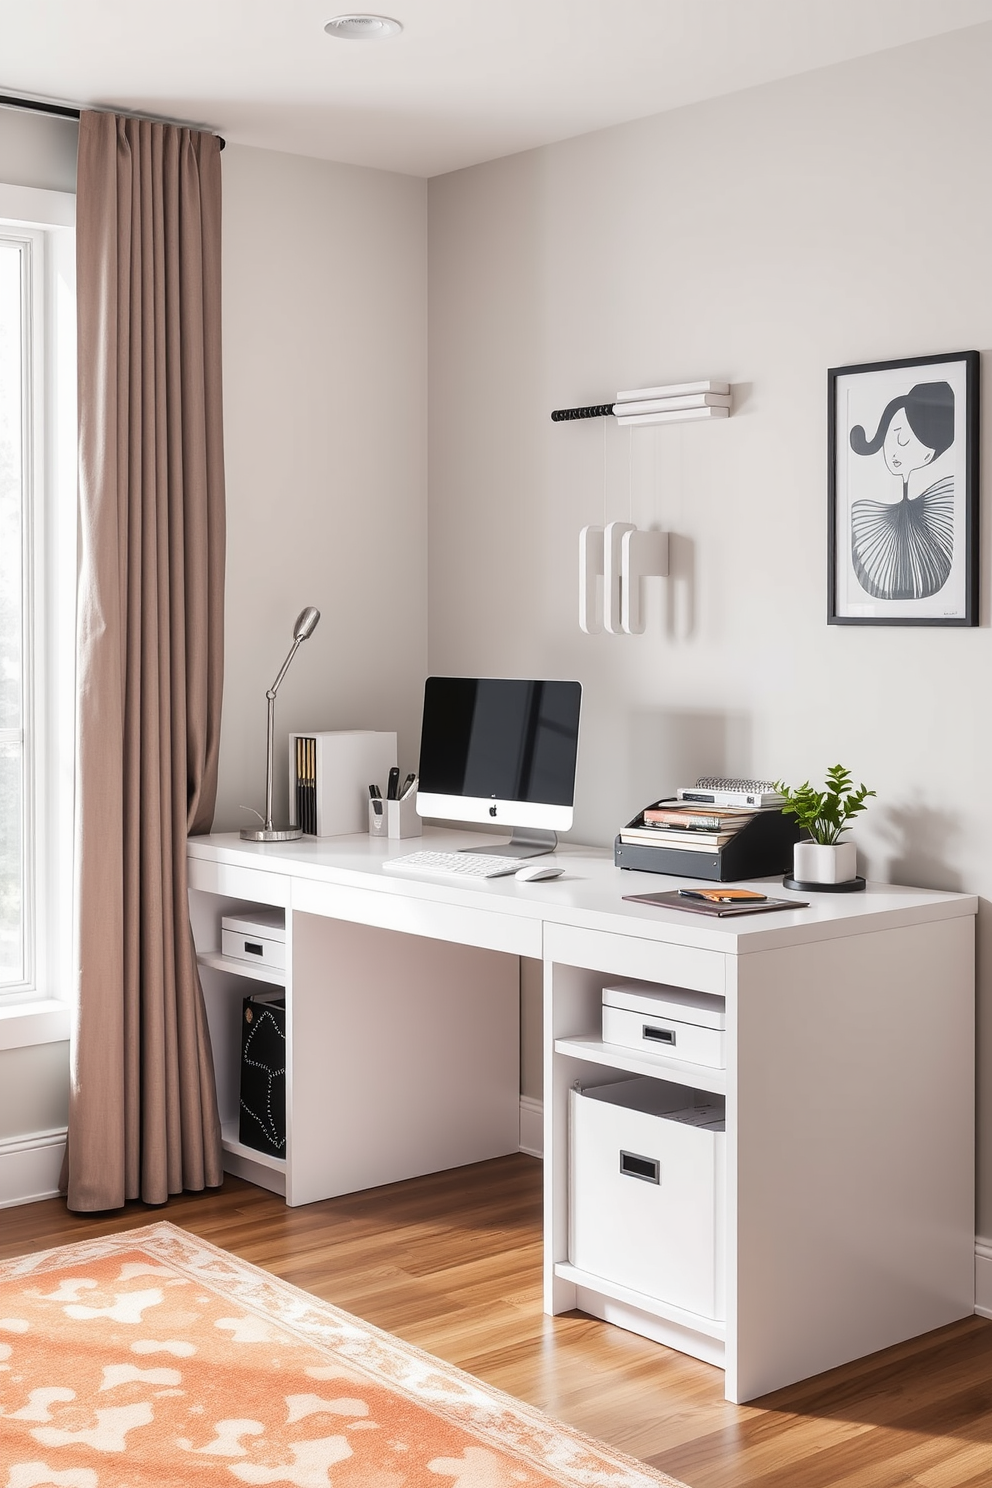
left=827, top=350, right=980, bottom=625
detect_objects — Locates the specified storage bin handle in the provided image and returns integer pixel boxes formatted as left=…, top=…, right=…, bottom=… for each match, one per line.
left=619, top=1150, right=660, bottom=1184
left=642, top=1023, right=676, bottom=1046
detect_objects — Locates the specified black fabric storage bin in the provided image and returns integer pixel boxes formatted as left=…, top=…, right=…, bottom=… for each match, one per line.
left=239, top=995, right=286, bottom=1157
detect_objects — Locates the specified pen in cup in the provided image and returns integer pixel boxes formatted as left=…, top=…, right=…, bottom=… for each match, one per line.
left=386, top=766, right=400, bottom=800
left=398, top=772, right=417, bottom=801
left=368, top=783, right=383, bottom=817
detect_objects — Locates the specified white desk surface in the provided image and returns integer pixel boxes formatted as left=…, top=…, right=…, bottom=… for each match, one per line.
left=188, top=828, right=976, bottom=955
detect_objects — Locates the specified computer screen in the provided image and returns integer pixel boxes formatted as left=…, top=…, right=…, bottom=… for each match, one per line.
left=416, top=677, right=581, bottom=854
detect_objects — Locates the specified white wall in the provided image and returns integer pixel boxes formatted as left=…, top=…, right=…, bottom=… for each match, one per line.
left=427, top=23, right=992, bottom=1226
left=215, top=145, right=428, bottom=829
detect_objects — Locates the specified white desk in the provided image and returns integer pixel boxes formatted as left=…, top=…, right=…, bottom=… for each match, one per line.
left=187, top=827, right=976, bottom=1403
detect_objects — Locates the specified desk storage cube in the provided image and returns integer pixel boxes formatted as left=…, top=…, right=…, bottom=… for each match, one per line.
left=239, top=995, right=287, bottom=1157
left=569, top=1076, right=726, bottom=1320
left=602, top=982, right=726, bottom=1069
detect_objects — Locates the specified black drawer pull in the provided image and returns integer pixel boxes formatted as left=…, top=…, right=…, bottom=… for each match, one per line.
left=619, top=1150, right=660, bottom=1184
left=244, top=941, right=264, bottom=956
left=643, top=1024, right=676, bottom=1045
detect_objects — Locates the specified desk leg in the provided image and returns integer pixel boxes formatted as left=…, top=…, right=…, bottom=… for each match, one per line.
left=287, top=913, right=520, bottom=1206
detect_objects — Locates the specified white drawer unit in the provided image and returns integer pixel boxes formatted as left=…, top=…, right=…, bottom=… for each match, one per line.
left=602, top=982, right=726, bottom=1070
left=221, top=908, right=287, bottom=971
left=569, top=1076, right=726, bottom=1321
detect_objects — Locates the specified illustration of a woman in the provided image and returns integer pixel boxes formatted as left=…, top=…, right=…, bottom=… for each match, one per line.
left=848, top=381, right=955, bottom=600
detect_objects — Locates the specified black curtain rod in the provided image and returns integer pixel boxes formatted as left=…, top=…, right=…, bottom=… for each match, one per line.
left=0, top=92, right=225, bottom=148
left=0, top=92, right=79, bottom=122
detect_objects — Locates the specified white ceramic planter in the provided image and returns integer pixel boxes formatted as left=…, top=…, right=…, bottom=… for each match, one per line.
left=793, top=839, right=857, bottom=885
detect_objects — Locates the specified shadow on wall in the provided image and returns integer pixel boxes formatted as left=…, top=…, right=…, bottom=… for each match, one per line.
left=627, top=707, right=754, bottom=816
left=663, top=534, right=696, bottom=641
left=875, top=802, right=964, bottom=892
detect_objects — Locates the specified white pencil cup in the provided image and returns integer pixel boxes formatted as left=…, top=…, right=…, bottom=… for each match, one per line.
left=386, top=793, right=421, bottom=839
left=369, top=793, right=421, bottom=838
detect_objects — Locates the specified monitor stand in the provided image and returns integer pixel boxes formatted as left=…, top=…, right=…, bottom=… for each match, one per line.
left=460, top=828, right=557, bottom=860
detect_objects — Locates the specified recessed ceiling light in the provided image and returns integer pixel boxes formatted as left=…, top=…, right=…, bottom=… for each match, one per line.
left=323, top=14, right=403, bottom=41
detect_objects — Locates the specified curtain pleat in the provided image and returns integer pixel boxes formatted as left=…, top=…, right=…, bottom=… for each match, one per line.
left=65, top=111, right=225, bottom=1211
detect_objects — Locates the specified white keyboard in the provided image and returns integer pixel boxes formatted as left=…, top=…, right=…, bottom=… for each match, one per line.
left=381, top=850, right=523, bottom=881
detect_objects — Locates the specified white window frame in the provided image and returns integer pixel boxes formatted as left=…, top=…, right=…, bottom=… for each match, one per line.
left=0, top=184, right=75, bottom=1019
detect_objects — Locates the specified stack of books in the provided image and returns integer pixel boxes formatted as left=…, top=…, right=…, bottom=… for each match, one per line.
left=619, top=802, right=756, bottom=856
left=618, top=781, right=786, bottom=858
left=613, top=380, right=732, bottom=427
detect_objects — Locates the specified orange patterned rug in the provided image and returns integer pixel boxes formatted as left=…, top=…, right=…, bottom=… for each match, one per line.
left=0, top=1222, right=687, bottom=1488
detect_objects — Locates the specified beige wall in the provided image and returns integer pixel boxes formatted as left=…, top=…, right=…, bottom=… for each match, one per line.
left=0, top=110, right=76, bottom=191
left=0, top=1044, right=69, bottom=1140
left=215, top=145, right=428, bottom=829
left=428, top=22, right=992, bottom=1224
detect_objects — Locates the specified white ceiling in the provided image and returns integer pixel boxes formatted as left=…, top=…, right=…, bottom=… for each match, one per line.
left=4, top=0, right=992, bottom=177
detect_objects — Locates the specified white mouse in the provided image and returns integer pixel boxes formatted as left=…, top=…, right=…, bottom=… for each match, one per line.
left=515, top=863, right=563, bottom=881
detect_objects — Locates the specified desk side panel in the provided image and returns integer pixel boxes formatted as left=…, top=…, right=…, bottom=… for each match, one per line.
left=731, top=915, right=975, bottom=1403
left=288, top=913, right=520, bottom=1205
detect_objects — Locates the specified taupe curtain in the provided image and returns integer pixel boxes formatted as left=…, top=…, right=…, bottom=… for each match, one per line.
left=65, top=111, right=226, bottom=1211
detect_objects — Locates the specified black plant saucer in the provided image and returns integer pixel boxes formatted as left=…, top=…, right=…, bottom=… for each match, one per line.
left=783, top=875, right=866, bottom=893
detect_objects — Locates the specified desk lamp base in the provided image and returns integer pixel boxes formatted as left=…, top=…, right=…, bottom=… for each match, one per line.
left=240, top=826, right=303, bottom=842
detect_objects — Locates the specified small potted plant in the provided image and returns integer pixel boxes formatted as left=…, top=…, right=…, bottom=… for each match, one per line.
left=776, top=765, right=875, bottom=888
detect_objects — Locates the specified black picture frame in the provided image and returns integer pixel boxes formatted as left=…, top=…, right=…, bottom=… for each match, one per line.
left=827, top=350, right=980, bottom=626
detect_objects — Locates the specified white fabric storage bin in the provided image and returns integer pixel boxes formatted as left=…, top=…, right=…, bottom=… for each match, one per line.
left=602, top=982, right=726, bottom=1069
left=221, top=908, right=286, bottom=971
left=569, top=1076, right=726, bottom=1320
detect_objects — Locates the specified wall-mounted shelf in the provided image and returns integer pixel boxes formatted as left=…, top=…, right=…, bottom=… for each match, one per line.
left=564, top=380, right=731, bottom=633
left=553, top=379, right=732, bottom=428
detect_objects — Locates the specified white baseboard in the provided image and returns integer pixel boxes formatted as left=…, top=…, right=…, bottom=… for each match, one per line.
left=519, top=1096, right=543, bottom=1158
left=0, top=1128, right=67, bottom=1208
left=976, top=1237, right=992, bottom=1318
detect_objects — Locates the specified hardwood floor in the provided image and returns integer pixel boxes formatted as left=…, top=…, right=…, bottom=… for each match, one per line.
left=2, top=1154, right=991, bottom=1486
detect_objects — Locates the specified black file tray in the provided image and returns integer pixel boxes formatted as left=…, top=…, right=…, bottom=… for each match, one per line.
left=614, top=804, right=800, bottom=882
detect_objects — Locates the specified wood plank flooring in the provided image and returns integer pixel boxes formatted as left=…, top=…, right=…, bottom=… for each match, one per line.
left=2, top=1154, right=991, bottom=1486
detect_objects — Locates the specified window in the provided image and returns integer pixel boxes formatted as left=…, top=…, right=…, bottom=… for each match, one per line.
left=0, top=186, right=75, bottom=1005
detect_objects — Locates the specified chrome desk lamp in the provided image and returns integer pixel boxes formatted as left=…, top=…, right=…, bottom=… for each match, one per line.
left=240, top=606, right=320, bottom=842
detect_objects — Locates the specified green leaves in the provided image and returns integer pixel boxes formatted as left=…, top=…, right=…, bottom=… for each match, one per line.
left=774, top=764, right=876, bottom=846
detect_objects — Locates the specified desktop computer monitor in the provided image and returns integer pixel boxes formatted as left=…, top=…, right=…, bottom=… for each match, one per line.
left=416, top=677, right=582, bottom=858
